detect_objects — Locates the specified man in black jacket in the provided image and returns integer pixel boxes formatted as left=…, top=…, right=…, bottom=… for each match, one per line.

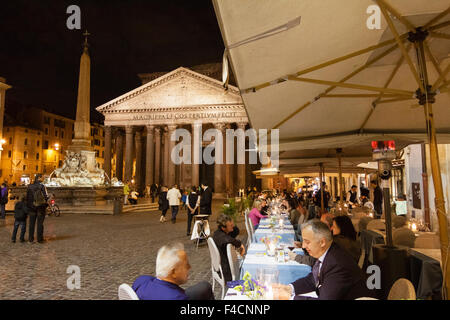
left=186, top=186, right=200, bottom=236
left=212, top=214, right=245, bottom=283
left=26, top=174, right=49, bottom=243
left=273, top=220, right=372, bottom=300
left=199, top=182, right=212, bottom=215
left=12, top=197, right=28, bottom=243
left=370, top=181, right=383, bottom=219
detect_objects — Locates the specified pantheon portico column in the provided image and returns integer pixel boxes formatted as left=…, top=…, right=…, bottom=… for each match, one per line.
left=191, top=122, right=202, bottom=188
left=154, top=127, right=161, bottom=185
left=163, top=127, right=169, bottom=186
left=115, top=130, right=124, bottom=181
left=237, top=122, right=247, bottom=192
left=167, top=125, right=177, bottom=187
left=103, top=126, right=112, bottom=180
left=214, top=123, right=225, bottom=196
left=124, top=125, right=134, bottom=183
left=145, top=125, right=155, bottom=187
left=135, top=130, right=143, bottom=192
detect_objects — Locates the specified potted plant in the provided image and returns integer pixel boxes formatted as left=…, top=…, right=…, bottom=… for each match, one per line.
left=221, top=198, right=238, bottom=222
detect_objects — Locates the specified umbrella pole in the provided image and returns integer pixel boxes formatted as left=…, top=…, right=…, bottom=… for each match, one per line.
left=319, top=163, right=324, bottom=213
left=413, top=32, right=450, bottom=299
left=337, top=148, right=344, bottom=207
left=425, top=101, right=450, bottom=299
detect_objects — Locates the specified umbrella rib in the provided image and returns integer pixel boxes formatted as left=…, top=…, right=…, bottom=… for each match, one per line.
left=271, top=43, right=401, bottom=130
left=288, top=77, right=414, bottom=96
left=429, top=31, right=450, bottom=40
left=323, top=94, right=399, bottom=98
left=424, top=7, right=450, bottom=29
left=375, top=0, right=416, bottom=32
left=424, top=41, right=448, bottom=85
left=359, top=46, right=409, bottom=133
left=428, top=20, right=450, bottom=32
left=376, top=97, right=416, bottom=105
left=432, top=63, right=450, bottom=91
left=378, top=1, right=425, bottom=93
left=242, top=34, right=408, bottom=94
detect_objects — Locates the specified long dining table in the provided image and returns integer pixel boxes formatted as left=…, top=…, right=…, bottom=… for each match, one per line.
left=240, top=215, right=311, bottom=285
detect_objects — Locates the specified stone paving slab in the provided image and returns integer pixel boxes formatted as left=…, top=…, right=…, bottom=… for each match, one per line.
left=0, top=200, right=248, bottom=300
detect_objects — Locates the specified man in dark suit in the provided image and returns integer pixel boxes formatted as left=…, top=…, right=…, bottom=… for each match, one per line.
left=199, top=182, right=212, bottom=215
left=370, top=181, right=383, bottom=219
left=273, top=220, right=372, bottom=300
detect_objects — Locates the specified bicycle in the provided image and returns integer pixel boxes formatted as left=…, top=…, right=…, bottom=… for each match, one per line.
left=46, top=197, right=61, bottom=217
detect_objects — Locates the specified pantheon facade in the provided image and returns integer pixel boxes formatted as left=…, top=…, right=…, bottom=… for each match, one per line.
left=96, top=64, right=259, bottom=196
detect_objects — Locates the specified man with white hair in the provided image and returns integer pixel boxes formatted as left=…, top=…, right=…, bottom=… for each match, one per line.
left=273, top=220, right=372, bottom=300
left=132, top=242, right=214, bottom=300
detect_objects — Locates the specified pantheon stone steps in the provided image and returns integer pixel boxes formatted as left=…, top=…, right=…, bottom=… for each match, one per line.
left=122, top=202, right=159, bottom=213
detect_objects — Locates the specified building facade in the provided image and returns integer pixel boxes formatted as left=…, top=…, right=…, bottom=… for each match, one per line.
left=97, top=66, right=259, bottom=197
left=1, top=107, right=105, bottom=184
left=0, top=125, right=43, bottom=184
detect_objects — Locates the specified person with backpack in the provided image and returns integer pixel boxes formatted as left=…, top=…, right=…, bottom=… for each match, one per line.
left=26, top=174, right=49, bottom=243
left=0, top=183, right=8, bottom=219
left=158, top=186, right=169, bottom=223
left=11, top=196, right=28, bottom=243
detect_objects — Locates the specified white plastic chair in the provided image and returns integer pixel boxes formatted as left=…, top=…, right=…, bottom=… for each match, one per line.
left=207, top=237, right=226, bottom=300
left=118, top=283, right=139, bottom=300
left=226, top=243, right=240, bottom=281
left=388, top=278, right=416, bottom=300
left=367, top=219, right=386, bottom=231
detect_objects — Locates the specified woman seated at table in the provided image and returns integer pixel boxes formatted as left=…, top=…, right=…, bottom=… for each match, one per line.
left=331, top=215, right=361, bottom=263
left=248, top=200, right=266, bottom=229
left=392, top=215, right=416, bottom=248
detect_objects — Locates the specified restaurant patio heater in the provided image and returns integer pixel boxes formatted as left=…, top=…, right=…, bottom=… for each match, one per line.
left=371, top=140, right=409, bottom=299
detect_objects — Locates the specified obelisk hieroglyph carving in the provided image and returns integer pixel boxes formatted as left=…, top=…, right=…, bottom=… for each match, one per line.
left=68, top=30, right=96, bottom=172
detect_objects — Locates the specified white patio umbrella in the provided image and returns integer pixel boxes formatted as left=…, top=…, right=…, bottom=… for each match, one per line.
left=213, top=0, right=450, bottom=298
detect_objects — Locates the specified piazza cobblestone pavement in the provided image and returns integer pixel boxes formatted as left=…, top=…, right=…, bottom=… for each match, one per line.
left=0, top=200, right=248, bottom=300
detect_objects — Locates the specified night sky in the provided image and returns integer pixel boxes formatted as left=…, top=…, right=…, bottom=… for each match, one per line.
left=0, top=0, right=224, bottom=123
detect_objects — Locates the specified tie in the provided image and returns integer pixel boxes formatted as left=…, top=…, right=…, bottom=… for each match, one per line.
left=312, top=260, right=321, bottom=286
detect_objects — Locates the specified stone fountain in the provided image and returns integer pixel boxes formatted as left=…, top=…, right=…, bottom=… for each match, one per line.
left=9, top=32, right=124, bottom=215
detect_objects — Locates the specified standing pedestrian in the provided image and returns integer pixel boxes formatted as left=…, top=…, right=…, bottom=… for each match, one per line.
left=186, top=186, right=200, bottom=236
left=167, top=184, right=181, bottom=224
left=123, top=181, right=130, bottom=205
left=370, top=181, right=383, bottom=219
left=199, top=182, right=212, bottom=216
left=150, top=183, right=158, bottom=203
left=158, top=186, right=169, bottom=223
left=11, top=196, right=28, bottom=243
left=26, top=174, right=49, bottom=243
left=0, top=183, right=8, bottom=219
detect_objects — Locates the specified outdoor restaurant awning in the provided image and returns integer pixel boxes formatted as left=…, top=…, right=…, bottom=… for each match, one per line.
left=213, top=0, right=450, bottom=298
left=212, top=0, right=450, bottom=158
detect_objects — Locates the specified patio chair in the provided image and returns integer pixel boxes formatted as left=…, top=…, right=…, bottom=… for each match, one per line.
left=387, top=278, right=416, bottom=300
left=118, top=283, right=139, bottom=300
left=227, top=243, right=241, bottom=281
left=207, top=237, right=226, bottom=300
left=414, top=234, right=441, bottom=249
left=191, top=215, right=210, bottom=249
left=367, top=219, right=386, bottom=231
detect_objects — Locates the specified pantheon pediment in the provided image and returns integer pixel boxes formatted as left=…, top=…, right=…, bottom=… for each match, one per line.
left=96, top=67, right=243, bottom=113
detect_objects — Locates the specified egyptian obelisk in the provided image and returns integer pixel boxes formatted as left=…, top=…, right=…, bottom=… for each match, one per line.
left=68, top=30, right=96, bottom=171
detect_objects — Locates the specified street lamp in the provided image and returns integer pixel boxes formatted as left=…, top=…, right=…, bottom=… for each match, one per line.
left=0, top=139, right=6, bottom=151
left=54, top=143, right=60, bottom=151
